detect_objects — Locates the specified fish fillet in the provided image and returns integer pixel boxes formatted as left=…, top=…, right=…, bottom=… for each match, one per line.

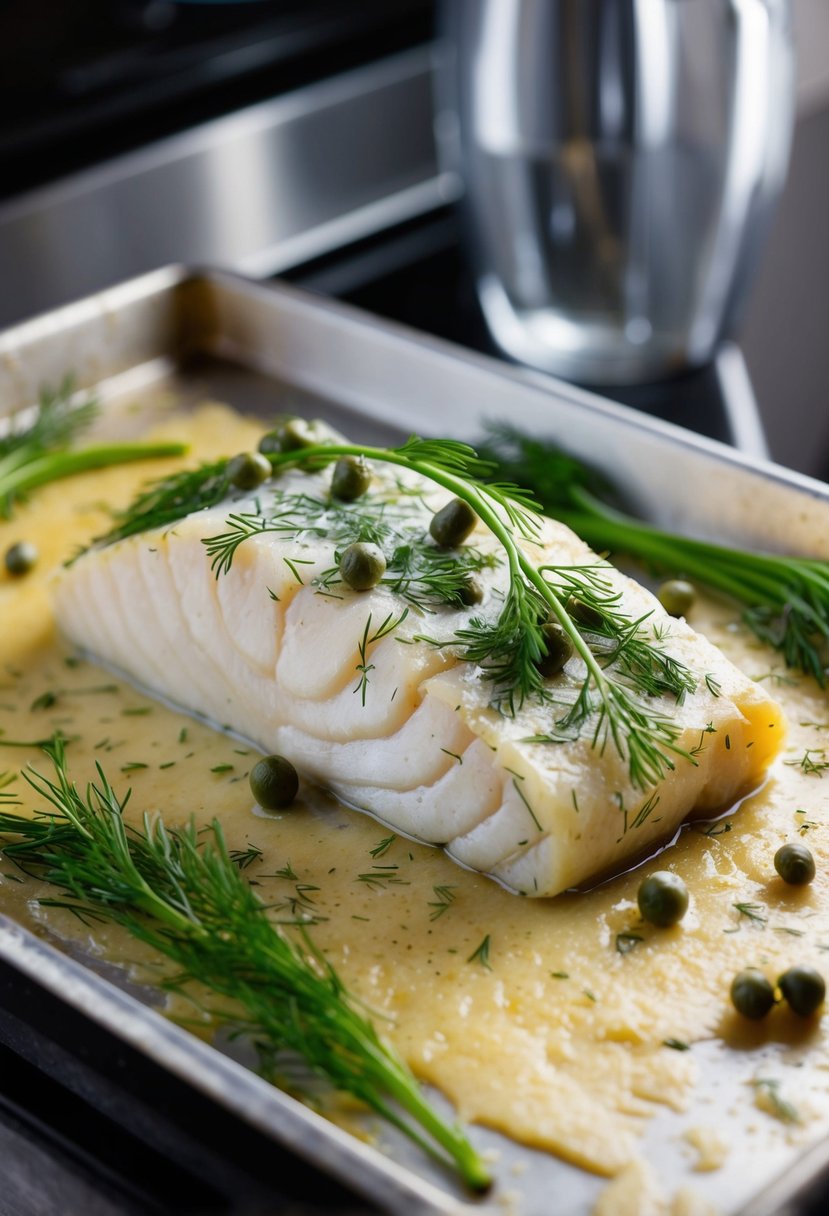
left=54, top=462, right=785, bottom=896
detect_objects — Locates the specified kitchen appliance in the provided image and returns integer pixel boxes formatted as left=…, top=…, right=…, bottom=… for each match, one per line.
left=438, top=0, right=796, bottom=384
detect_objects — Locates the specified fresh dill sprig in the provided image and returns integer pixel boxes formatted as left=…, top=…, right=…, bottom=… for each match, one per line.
left=0, top=378, right=186, bottom=519
left=203, top=491, right=495, bottom=611
left=0, top=376, right=96, bottom=461
left=467, top=934, right=492, bottom=969
left=482, top=426, right=829, bottom=686
left=0, top=742, right=489, bottom=1191
left=99, top=431, right=698, bottom=790
left=369, top=835, right=397, bottom=859
left=785, top=748, right=829, bottom=776
left=85, top=459, right=232, bottom=552
left=428, top=885, right=457, bottom=921
left=258, top=438, right=696, bottom=790
left=733, top=901, right=767, bottom=926
left=354, top=610, right=409, bottom=706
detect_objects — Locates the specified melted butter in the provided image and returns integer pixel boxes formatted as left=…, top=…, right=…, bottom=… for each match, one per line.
left=1, top=403, right=828, bottom=1180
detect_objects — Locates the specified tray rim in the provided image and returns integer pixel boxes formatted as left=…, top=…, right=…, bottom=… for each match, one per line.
left=1, top=263, right=828, bottom=1216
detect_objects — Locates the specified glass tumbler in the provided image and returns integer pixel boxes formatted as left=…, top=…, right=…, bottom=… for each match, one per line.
left=438, top=0, right=795, bottom=384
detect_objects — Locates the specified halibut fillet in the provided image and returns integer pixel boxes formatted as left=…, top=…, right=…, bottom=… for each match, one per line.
left=54, top=464, right=785, bottom=896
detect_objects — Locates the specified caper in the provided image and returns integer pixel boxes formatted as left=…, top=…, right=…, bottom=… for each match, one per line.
left=774, top=842, right=816, bottom=886
left=249, top=754, right=299, bottom=810
left=658, top=579, right=696, bottom=618
left=730, top=968, right=776, bottom=1019
left=226, top=451, right=271, bottom=491
left=566, top=596, right=604, bottom=631
left=280, top=418, right=320, bottom=451
left=457, top=572, right=485, bottom=607
left=429, top=498, right=478, bottom=548
left=535, top=622, right=573, bottom=678
left=257, top=417, right=318, bottom=455
left=260, top=418, right=299, bottom=457
left=778, top=965, right=826, bottom=1017
left=4, top=541, right=38, bottom=577
left=331, top=455, right=372, bottom=502
left=339, top=541, right=386, bottom=591
left=637, top=870, right=689, bottom=927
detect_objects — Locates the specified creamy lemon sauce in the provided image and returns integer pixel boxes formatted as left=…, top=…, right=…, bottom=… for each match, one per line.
left=1, top=403, right=828, bottom=1183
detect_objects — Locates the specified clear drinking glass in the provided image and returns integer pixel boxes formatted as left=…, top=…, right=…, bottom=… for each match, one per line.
left=438, top=0, right=795, bottom=384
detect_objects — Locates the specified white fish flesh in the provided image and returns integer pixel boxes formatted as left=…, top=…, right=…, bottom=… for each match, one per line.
left=54, top=463, right=785, bottom=896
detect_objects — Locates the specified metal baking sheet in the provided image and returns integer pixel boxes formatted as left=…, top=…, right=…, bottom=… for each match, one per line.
left=1, top=265, right=829, bottom=1216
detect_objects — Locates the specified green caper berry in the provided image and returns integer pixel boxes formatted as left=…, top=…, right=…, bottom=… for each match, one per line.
left=258, top=433, right=285, bottom=456
left=566, top=596, right=604, bottom=631
left=4, top=541, right=38, bottom=577
left=730, top=969, right=776, bottom=1019
left=339, top=542, right=386, bottom=591
left=778, top=965, right=826, bottom=1017
left=257, top=417, right=318, bottom=455
left=226, top=451, right=271, bottom=491
left=535, top=622, right=573, bottom=677
left=774, top=842, right=816, bottom=886
left=257, top=416, right=296, bottom=455
left=429, top=498, right=478, bottom=548
left=249, top=754, right=299, bottom=810
left=637, top=870, right=689, bottom=927
left=280, top=420, right=312, bottom=451
left=457, top=572, right=484, bottom=607
left=331, top=456, right=372, bottom=502
left=658, top=579, right=696, bottom=618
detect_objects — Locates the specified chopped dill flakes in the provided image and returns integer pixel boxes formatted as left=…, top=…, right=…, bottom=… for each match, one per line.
left=752, top=1078, right=799, bottom=1125
left=467, top=935, right=492, bottom=970
left=369, top=834, right=397, bottom=859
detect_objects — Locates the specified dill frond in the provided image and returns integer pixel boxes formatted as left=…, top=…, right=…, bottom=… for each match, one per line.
left=0, top=742, right=489, bottom=1191
left=482, top=425, right=829, bottom=686
left=0, top=378, right=185, bottom=520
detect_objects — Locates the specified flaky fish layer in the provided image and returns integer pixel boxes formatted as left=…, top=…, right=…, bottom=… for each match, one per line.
left=55, top=465, right=785, bottom=896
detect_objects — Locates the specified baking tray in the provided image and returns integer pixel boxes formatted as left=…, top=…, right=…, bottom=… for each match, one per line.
left=1, top=265, right=829, bottom=1216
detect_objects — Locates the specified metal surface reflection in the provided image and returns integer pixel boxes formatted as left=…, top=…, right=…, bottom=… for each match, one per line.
left=440, top=0, right=796, bottom=384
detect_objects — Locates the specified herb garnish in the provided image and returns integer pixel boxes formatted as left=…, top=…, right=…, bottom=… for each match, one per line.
left=467, top=935, right=492, bottom=969
left=369, top=835, right=397, bottom=859
left=482, top=426, right=829, bottom=685
left=786, top=748, right=829, bottom=777
left=0, top=742, right=489, bottom=1190
left=354, top=611, right=408, bottom=706
left=733, top=902, right=768, bottom=926
left=752, top=1078, right=799, bottom=1124
left=203, top=491, right=495, bottom=611
left=428, top=885, right=457, bottom=921
left=152, top=436, right=698, bottom=789
left=0, top=378, right=186, bottom=518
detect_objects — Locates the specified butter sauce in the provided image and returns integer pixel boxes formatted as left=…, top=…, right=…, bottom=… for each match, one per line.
left=0, top=403, right=827, bottom=1181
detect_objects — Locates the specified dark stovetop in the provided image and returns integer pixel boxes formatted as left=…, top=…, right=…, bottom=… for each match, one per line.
left=0, top=0, right=433, bottom=200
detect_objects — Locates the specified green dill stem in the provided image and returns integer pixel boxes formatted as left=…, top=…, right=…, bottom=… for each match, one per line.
left=0, top=743, right=489, bottom=1191
left=560, top=488, right=829, bottom=682
left=267, top=444, right=605, bottom=676
left=1, top=443, right=188, bottom=501
left=266, top=443, right=690, bottom=786
left=563, top=490, right=786, bottom=604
